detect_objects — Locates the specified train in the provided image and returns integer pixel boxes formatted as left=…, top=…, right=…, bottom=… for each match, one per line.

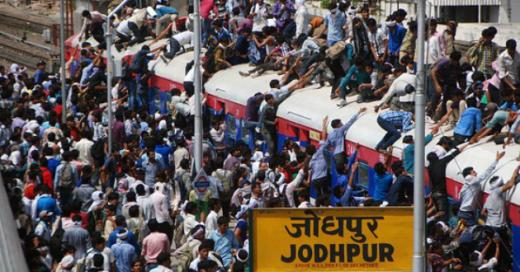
left=67, top=34, right=520, bottom=270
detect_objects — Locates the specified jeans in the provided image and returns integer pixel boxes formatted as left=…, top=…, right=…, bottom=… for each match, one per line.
left=164, top=37, right=181, bottom=59
left=458, top=210, right=477, bottom=226
left=375, top=117, right=401, bottom=150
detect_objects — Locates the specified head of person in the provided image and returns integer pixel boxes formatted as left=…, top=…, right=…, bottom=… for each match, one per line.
left=507, top=39, right=517, bottom=56
left=360, top=6, right=370, bottom=20
left=156, top=251, right=171, bottom=267
left=374, top=162, right=386, bottom=176
left=391, top=160, right=405, bottom=176
left=394, top=8, right=406, bottom=21
left=36, top=61, right=46, bottom=71
left=481, top=28, right=494, bottom=43
left=449, top=51, right=462, bottom=65
left=462, top=166, right=478, bottom=180
left=269, top=79, right=280, bottom=89
left=217, top=216, right=229, bottom=233
left=426, top=152, right=438, bottom=163
left=208, top=198, right=221, bottom=212
left=198, top=239, right=214, bottom=260
left=184, top=201, right=198, bottom=215
left=331, top=118, right=342, bottom=128
left=265, top=94, right=275, bottom=106
left=428, top=18, right=438, bottom=33
left=81, top=10, right=91, bottom=19
left=328, top=2, right=338, bottom=14
left=367, top=18, right=378, bottom=32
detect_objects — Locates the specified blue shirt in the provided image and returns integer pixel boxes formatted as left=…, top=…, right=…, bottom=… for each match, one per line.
left=155, top=144, right=172, bottom=167
left=379, top=111, right=414, bottom=132
left=388, top=25, right=406, bottom=54
left=373, top=172, right=393, bottom=201
left=107, top=227, right=139, bottom=252
left=309, top=143, right=331, bottom=180
left=33, top=69, right=47, bottom=85
left=36, top=194, right=60, bottom=216
left=403, top=134, right=433, bottom=175
left=499, top=101, right=519, bottom=111
left=209, top=229, right=240, bottom=268
left=111, top=241, right=136, bottom=272
left=453, top=107, right=482, bottom=137
left=47, top=157, right=61, bottom=177
left=324, top=12, right=346, bottom=45
left=326, top=113, right=359, bottom=155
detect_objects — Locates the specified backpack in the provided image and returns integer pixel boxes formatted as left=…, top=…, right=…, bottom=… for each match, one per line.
left=60, top=162, right=74, bottom=189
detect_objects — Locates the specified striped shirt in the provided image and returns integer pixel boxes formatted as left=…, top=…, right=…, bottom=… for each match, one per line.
left=379, top=111, right=414, bottom=132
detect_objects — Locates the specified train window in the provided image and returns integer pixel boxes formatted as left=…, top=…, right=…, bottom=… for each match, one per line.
left=356, top=161, right=370, bottom=189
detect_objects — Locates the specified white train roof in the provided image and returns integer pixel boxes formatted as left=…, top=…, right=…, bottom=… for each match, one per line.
left=204, top=65, right=279, bottom=106
left=130, top=36, right=520, bottom=206
left=148, top=50, right=195, bottom=84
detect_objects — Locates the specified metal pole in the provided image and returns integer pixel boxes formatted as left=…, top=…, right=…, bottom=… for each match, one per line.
left=413, top=0, right=426, bottom=271
left=60, top=0, right=67, bottom=124
left=193, top=0, right=203, bottom=172
left=478, top=0, right=482, bottom=23
left=106, top=18, right=113, bottom=155
left=105, top=0, right=130, bottom=154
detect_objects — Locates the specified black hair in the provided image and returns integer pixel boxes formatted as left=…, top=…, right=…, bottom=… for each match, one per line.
left=374, top=162, right=386, bottom=176
left=462, top=167, right=474, bottom=177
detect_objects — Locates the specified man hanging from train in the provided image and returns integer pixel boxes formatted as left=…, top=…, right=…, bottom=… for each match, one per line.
left=459, top=151, right=505, bottom=226
left=325, top=107, right=366, bottom=175
left=80, top=10, right=107, bottom=49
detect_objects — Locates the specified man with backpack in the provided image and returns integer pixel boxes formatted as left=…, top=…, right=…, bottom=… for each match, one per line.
left=54, top=151, right=79, bottom=206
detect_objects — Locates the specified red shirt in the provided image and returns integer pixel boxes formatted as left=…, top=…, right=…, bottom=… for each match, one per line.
left=40, top=166, right=53, bottom=191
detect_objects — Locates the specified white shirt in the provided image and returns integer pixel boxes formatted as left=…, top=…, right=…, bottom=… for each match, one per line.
left=150, top=191, right=172, bottom=224
left=150, top=265, right=173, bottom=272
left=251, top=3, right=268, bottom=32
left=484, top=186, right=507, bottom=227
left=173, top=147, right=190, bottom=170
left=497, top=49, right=520, bottom=84
left=73, top=138, right=94, bottom=165
left=368, top=28, right=387, bottom=56
left=205, top=210, right=219, bottom=238
left=183, top=213, right=198, bottom=236
left=184, top=66, right=205, bottom=82
left=173, top=31, right=194, bottom=46
left=426, top=32, right=443, bottom=65
left=285, top=169, right=305, bottom=207
left=137, top=195, right=155, bottom=222
left=381, top=73, right=416, bottom=103
left=116, top=20, right=132, bottom=37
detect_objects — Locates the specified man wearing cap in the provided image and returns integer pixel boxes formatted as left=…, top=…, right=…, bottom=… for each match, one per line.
left=459, top=151, right=505, bottom=226
left=111, top=229, right=137, bottom=272
left=34, top=210, right=53, bottom=242
left=483, top=166, right=519, bottom=232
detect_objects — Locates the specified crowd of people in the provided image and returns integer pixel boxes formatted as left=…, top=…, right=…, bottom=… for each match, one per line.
left=1, top=0, right=520, bottom=271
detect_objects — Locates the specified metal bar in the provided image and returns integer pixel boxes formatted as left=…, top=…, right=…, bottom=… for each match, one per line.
left=60, top=0, right=67, bottom=123
left=193, top=0, right=203, bottom=172
left=413, top=0, right=426, bottom=271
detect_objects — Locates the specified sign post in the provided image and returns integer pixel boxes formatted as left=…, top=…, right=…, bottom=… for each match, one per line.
left=249, top=207, right=413, bottom=271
